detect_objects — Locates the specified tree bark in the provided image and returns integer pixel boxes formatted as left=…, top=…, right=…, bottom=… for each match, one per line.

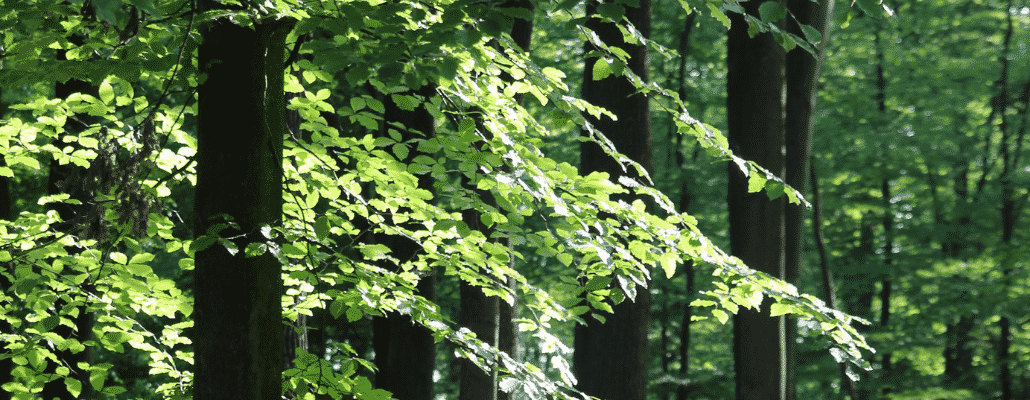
left=372, top=85, right=438, bottom=400
left=574, top=0, right=652, bottom=399
left=783, top=0, right=835, bottom=398
left=727, top=1, right=786, bottom=399
left=193, top=15, right=293, bottom=400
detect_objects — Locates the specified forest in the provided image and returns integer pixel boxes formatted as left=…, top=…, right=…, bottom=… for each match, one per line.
left=0, top=0, right=1026, bottom=398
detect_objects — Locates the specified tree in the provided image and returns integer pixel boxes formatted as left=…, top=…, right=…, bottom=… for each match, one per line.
left=373, top=86, right=438, bottom=400
left=573, top=1, right=652, bottom=399
left=192, top=9, right=294, bottom=398
left=0, top=0, right=873, bottom=398
left=726, top=0, right=787, bottom=398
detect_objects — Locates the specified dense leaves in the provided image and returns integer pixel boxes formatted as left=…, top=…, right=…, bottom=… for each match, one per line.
left=0, top=0, right=877, bottom=398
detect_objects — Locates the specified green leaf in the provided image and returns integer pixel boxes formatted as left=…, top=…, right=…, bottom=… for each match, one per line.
left=584, top=275, right=612, bottom=291
left=99, top=80, right=114, bottom=105
left=346, top=307, right=363, bottom=323
left=747, top=173, right=767, bottom=193
left=712, top=309, right=729, bottom=324
left=769, top=302, right=793, bottom=317
left=591, top=58, right=612, bottom=81
left=92, top=0, right=124, bottom=25
left=758, top=1, right=787, bottom=22
left=708, top=3, right=731, bottom=28
left=596, top=3, right=624, bottom=20
left=65, top=378, right=82, bottom=398
left=110, top=252, right=128, bottom=264
left=557, top=253, right=572, bottom=267
left=314, top=216, right=330, bottom=240
left=351, top=97, right=366, bottom=111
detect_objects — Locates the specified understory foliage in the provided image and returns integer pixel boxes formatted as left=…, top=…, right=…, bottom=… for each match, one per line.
left=0, top=0, right=878, bottom=397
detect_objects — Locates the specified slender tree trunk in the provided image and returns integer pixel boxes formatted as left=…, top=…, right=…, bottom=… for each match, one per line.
left=727, top=1, right=786, bottom=399
left=574, top=1, right=652, bottom=399
left=809, top=159, right=857, bottom=399
left=673, top=13, right=697, bottom=400
left=193, top=14, right=293, bottom=400
left=372, top=85, right=438, bottom=400
left=783, top=0, right=835, bottom=398
left=497, top=6, right=533, bottom=399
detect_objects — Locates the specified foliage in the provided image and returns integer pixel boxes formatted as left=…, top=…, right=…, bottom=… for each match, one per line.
left=0, top=0, right=878, bottom=398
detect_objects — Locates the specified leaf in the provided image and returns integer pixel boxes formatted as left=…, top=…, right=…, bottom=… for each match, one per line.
left=541, top=67, right=566, bottom=82
left=707, top=3, right=731, bottom=28
left=346, top=307, right=363, bottom=322
left=189, top=235, right=217, bottom=255
left=65, top=378, right=82, bottom=398
left=584, top=275, right=612, bottom=291
left=314, top=216, right=330, bottom=240
left=591, top=58, right=612, bottom=81
left=596, top=3, right=624, bottom=20
left=110, top=252, right=128, bottom=264
left=126, top=0, right=163, bottom=16
left=758, top=1, right=787, bottom=22
left=218, top=238, right=239, bottom=256
left=92, top=0, right=124, bottom=25
left=351, top=97, right=366, bottom=111
left=99, top=80, right=114, bottom=105
left=712, top=309, right=729, bottom=324
left=769, top=302, right=793, bottom=317
left=747, top=172, right=767, bottom=193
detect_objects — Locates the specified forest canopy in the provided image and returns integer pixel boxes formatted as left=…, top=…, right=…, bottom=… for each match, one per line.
left=10, top=0, right=1021, bottom=398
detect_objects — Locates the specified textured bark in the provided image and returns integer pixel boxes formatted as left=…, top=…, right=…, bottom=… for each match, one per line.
left=727, top=1, right=786, bottom=399
left=373, top=278, right=437, bottom=400
left=574, top=0, right=652, bottom=399
left=459, top=279, right=499, bottom=400
left=372, top=85, right=438, bottom=400
left=783, top=0, right=834, bottom=397
left=673, top=13, right=697, bottom=400
left=193, top=16, right=293, bottom=400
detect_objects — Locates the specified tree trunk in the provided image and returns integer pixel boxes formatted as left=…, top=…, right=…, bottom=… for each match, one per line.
left=783, top=0, right=835, bottom=398
left=193, top=15, right=293, bottom=400
left=809, top=159, right=857, bottom=399
left=574, top=1, right=652, bottom=399
left=673, top=12, right=697, bottom=400
left=727, top=1, right=786, bottom=399
left=372, top=85, right=438, bottom=400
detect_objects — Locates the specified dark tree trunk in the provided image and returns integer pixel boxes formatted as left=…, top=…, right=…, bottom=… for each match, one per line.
left=373, top=277, right=437, bottom=400
left=496, top=5, right=533, bottom=399
left=727, top=1, right=786, bottom=399
left=372, top=85, right=438, bottom=400
left=783, top=0, right=835, bottom=398
left=459, top=279, right=499, bottom=400
left=193, top=15, right=293, bottom=400
left=673, top=12, right=697, bottom=400
left=574, top=0, right=652, bottom=399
